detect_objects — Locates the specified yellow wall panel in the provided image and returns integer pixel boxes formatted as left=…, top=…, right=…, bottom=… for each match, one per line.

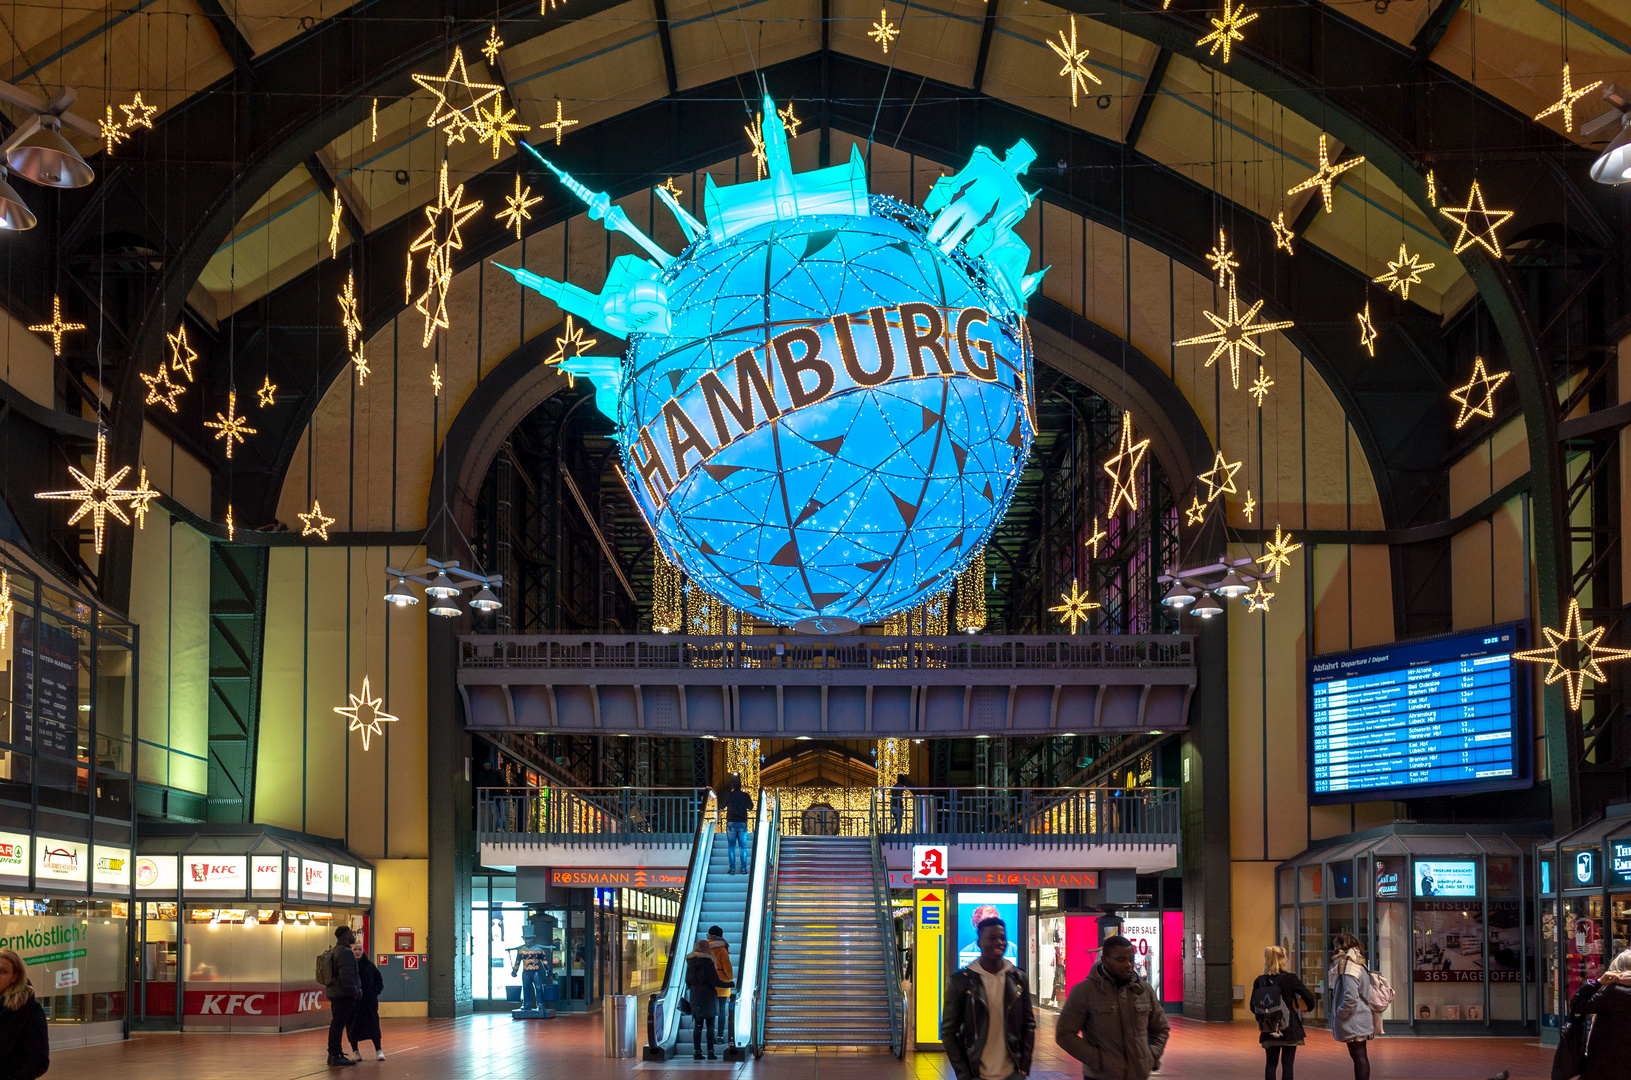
left=1232, top=861, right=1276, bottom=1019
left=129, top=510, right=210, bottom=796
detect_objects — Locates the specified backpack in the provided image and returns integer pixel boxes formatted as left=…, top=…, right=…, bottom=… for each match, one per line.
left=1250, top=980, right=1291, bottom=1036
left=315, top=945, right=338, bottom=988
left=1362, top=967, right=1396, bottom=1011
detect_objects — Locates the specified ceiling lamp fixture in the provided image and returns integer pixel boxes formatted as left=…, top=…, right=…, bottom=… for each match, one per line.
left=0, top=81, right=100, bottom=230
left=1161, top=581, right=1196, bottom=609
left=1159, top=554, right=1272, bottom=617
left=1190, top=592, right=1224, bottom=619
left=1582, top=87, right=1631, bottom=186
left=382, top=558, right=504, bottom=618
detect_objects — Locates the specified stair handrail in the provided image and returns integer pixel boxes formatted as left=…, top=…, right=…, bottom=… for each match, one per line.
left=645, top=788, right=717, bottom=1059
left=752, top=791, right=782, bottom=1057
left=733, top=788, right=776, bottom=1055
left=870, top=824, right=905, bottom=1058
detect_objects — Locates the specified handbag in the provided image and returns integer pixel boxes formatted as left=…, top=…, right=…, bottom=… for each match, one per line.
left=679, top=995, right=692, bottom=1016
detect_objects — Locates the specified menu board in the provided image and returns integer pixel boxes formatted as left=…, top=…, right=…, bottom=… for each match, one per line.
left=11, top=616, right=78, bottom=756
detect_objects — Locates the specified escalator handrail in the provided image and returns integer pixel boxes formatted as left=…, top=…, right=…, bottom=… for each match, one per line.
left=647, top=789, right=717, bottom=1057
left=871, top=828, right=905, bottom=1058
left=752, top=792, right=782, bottom=1056
left=733, top=788, right=775, bottom=1053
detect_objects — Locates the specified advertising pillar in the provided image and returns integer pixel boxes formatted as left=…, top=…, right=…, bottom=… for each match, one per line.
left=914, top=888, right=944, bottom=1050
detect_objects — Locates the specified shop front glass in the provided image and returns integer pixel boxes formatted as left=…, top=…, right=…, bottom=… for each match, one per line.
left=1564, top=894, right=1605, bottom=1002
left=181, top=907, right=349, bottom=1030
left=0, top=897, right=127, bottom=1024
left=620, top=917, right=673, bottom=997
left=1036, top=915, right=1068, bottom=1009
left=138, top=902, right=179, bottom=1021
left=471, top=877, right=527, bottom=1002
left=1299, top=905, right=1326, bottom=1021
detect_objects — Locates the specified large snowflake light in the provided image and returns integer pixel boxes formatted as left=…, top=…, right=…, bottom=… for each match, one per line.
left=496, top=97, right=1042, bottom=631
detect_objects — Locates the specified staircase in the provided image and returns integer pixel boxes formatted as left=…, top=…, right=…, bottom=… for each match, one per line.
left=675, top=837, right=749, bottom=1054
left=764, top=836, right=895, bottom=1048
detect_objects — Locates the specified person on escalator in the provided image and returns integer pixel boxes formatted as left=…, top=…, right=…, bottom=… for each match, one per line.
left=686, top=938, right=733, bottom=1060
left=708, top=926, right=735, bottom=1049
left=722, top=778, right=755, bottom=874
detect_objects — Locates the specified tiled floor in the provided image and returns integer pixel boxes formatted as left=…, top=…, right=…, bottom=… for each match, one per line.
left=44, top=1010, right=1553, bottom=1080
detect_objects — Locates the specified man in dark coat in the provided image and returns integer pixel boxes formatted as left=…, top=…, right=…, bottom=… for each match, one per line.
left=1056, top=935, right=1169, bottom=1080
left=942, top=917, right=1036, bottom=1080
left=346, top=943, right=386, bottom=1061
left=325, top=926, right=363, bottom=1067
left=1571, top=958, right=1631, bottom=1080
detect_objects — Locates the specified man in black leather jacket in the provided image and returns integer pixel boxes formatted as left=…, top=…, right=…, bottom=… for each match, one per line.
left=325, top=926, right=363, bottom=1067
left=942, top=917, right=1036, bottom=1080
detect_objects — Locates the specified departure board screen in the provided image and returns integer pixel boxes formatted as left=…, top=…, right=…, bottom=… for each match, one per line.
left=1309, top=624, right=1530, bottom=804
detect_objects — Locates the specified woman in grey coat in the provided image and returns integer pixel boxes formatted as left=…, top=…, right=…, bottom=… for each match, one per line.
left=1327, top=932, right=1378, bottom=1080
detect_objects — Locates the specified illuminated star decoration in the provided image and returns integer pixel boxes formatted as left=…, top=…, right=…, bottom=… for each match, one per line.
left=34, top=432, right=143, bottom=554
left=100, top=106, right=128, bottom=154
left=0, top=570, right=10, bottom=647
left=339, top=271, right=363, bottom=353
left=746, top=113, right=768, bottom=180
left=431, top=364, right=444, bottom=395
left=1425, top=168, right=1437, bottom=207
left=169, top=323, right=198, bottom=381
left=334, top=675, right=400, bottom=751
left=1173, top=276, right=1296, bottom=389
left=204, top=391, right=257, bottom=459
left=412, top=46, right=502, bottom=143
left=1374, top=242, right=1435, bottom=301
left=778, top=102, right=802, bottom=139
left=328, top=188, right=344, bottom=258
left=128, top=467, right=158, bottom=528
left=1271, top=209, right=1295, bottom=254
left=497, top=174, right=543, bottom=238
left=226, top=506, right=235, bottom=542
left=541, top=99, right=578, bottom=145
left=1357, top=301, right=1378, bottom=357
left=482, top=24, right=505, bottom=65
left=1197, top=450, right=1242, bottom=503
left=1514, top=597, right=1631, bottom=712
left=870, top=8, right=900, bottom=54
left=1449, top=355, right=1510, bottom=429
left=120, top=91, right=157, bottom=129
left=472, top=96, right=529, bottom=158
left=409, top=160, right=483, bottom=347
left=1049, top=578, right=1101, bottom=634
left=1205, top=229, right=1239, bottom=287
left=1255, top=523, right=1303, bottom=582
left=1249, top=367, right=1273, bottom=406
left=1244, top=581, right=1274, bottom=613
left=1103, top=410, right=1150, bottom=515
left=1184, top=495, right=1207, bottom=526
left=257, top=375, right=277, bottom=408
left=1535, top=63, right=1604, bottom=134
left=546, top=315, right=597, bottom=387
left=662, top=177, right=684, bottom=200
left=1242, top=490, right=1256, bottom=522
left=141, top=362, right=185, bottom=412
left=1084, top=517, right=1107, bottom=558
left=299, top=499, right=335, bottom=540
left=1197, top=0, right=1259, bottom=64
left=29, top=295, right=85, bottom=356
left=1286, top=133, right=1364, bottom=214
left=1439, top=179, right=1513, bottom=259
left=1048, top=15, right=1103, bottom=108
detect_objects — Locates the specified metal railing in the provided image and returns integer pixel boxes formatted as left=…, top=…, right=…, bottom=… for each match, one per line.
left=461, top=634, right=1193, bottom=672
left=752, top=792, right=782, bottom=1059
left=478, top=786, right=710, bottom=848
left=870, top=829, right=904, bottom=1057
left=878, top=787, right=1179, bottom=848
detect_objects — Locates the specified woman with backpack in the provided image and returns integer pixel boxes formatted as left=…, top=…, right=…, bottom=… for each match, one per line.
left=1328, top=932, right=1383, bottom=1080
left=1251, top=946, right=1315, bottom=1080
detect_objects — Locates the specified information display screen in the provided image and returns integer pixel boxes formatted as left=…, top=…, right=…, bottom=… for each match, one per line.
left=1309, top=623, right=1529, bottom=804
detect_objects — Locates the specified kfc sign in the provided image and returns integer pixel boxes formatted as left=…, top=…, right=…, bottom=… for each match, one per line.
left=912, top=845, right=949, bottom=881
left=183, top=856, right=247, bottom=893
left=184, top=989, right=327, bottom=1018
left=301, top=860, right=329, bottom=900
left=250, top=857, right=282, bottom=895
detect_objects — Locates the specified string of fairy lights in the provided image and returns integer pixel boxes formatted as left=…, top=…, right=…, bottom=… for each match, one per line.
left=15, top=1, right=1617, bottom=710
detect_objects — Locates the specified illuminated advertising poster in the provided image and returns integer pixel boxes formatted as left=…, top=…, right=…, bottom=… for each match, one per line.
left=250, top=856, right=283, bottom=896
left=956, top=891, right=1019, bottom=969
left=1037, top=916, right=1067, bottom=1008
left=0, top=830, right=29, bottom=889
left=301, top=860, right=330, bottom=901
left=914, top=888, right=946, bottom=1049
left=92, top=845, right=131, bottom=892
left=35, top=837, right=87, bottom=887
left=183, top=855, right=246, bottom=894
left=1412, top=903, right=1487, bottom=983
left=1122, top=915, right=1162, bottom=997
left=1414, top=860, right=1477, bottom=897
left=1375, top=856, right=1406, bottom=899
left=358, top=868, right=373, bottom=902
left=135, top=854, right=177, bottom=894
left=330, top=865, right=356, bottom=902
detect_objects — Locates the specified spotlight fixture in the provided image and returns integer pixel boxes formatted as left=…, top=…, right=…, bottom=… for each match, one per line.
left=1583, top=85, right=1631, bottom=187
left=0, top=81, right=101, bottom=230
left=1216, top=568, right=1252, bottom=599
left=381, top=558, right=504, bottom=617
left=7, top=116, right=93, bottom=188
left=1190, top=592, right=1225, bottom=619
left=0, top=168, right=37, bottom=232
left=1161, top=581, right=1197, bottom=609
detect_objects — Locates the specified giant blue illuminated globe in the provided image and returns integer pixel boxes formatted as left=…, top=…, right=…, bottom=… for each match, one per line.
left=502, top=99, right=1044, bottom=630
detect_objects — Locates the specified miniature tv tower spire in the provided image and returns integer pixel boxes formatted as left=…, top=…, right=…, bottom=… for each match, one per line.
left=523, top=142, right=674, bottom=267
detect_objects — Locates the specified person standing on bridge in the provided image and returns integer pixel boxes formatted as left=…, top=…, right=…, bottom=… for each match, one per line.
left=1056, top=935, right=1168, bottom=1080
left=943, top=916, right=1036, bottom=1080
left=0, top=948, right=49, bottom=1080
left=323, top=926, right=362, bottom=1068
left=722, top=777, right=754, bottom=874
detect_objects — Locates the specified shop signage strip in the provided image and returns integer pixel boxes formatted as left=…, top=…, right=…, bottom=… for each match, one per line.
left=551, top=867, right=687, bottom=888
left=887, top=869, right=1101, bottom=889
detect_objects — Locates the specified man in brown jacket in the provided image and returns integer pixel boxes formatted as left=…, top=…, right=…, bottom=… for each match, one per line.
left=1056, top=935, right=1170, bottom=1080
left=707, top=926, right=734, bottom=1048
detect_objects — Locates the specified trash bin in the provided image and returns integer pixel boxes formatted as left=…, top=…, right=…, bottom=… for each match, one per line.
left=604, top=994, right=639, bottom=1057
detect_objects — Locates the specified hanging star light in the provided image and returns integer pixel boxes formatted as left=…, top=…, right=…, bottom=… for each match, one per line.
left=0, top=570, right=10, bottom=647
left=1450, top=355, right=1510, bottom=429
left=100, top=106, right=127, bottom=154
left=547, top=314, right=597, bottom=369
left=497, top=173, right=543, bottom=238
left=1084, top=516, right=1107, bottom=558
left=204, top=391, right=256, bottom=459
left=1184, top=495, right=1207, bottom=526
left=1287, top=133, right=1364, bottom=214
left=371, top=98, right=378, bottom=142
left=870, top=7, right=900, bottom=54
left=128, top=467, right=158, bottom=528
left=1197, top=0, right=1258, bottom=64
left=1244, top=580, right=1274, bottom=612
left=1535, top=63, right=1604, bottom=134
left=778, top=102, right=802, bottom=139
left=409, top=161, right=483, bottom=347
left=257, top=374, right=277, bottom=408
left=29, top=295, right=85, bottom=356
left=1426, top=168, right=1437, bottom=207
left=431, top=364, right=443, bottom=394
left=1515, top=597, right=1631, bottom=712
left=1048, top=15, right=1103, bottom=108
left=120, top=91, right=157, bottom=129
left=1440, top=179, right=1513, bottom=258
left=1205, top=229, right=1239, bottom=287
left=746, top=113, right=768, bottom=180
left=169, top=323, right=198, bottom=381
left=1242, top=489, right=1256, bottom=522
left=1374, top=242, right=1435, bottom=300
left=352, top=348, right=371, bottom=386
left=328, top=189, right=344, bottom=258
left=141, top=362, right=185, bottom=412
left=1049, top=578, right=1101, bottom=633
left=472, top=96, right=529, bottom=158
left=226, top=506, right=235, bottom=541
left=339, top=271, right=363, bottom=354
left=35, top=432, right=144, bottom=554
left=412, top=46, right=503, bottom=142
left=482, top=24, right=506, bottom=65
left=334, top=675, right=399, bottom=751
left=1357, top=301, right=1378, bottom=357
left=299, top=499, right=335, bottom=540
left=1173, top=276, right=1295, bottom=389
left=1249, top=367, right=1273, bottom=406
left=1103, top=410, right=1150, bottom=515
left=1271, top=209, right=1295, bottom=254
left=541, top=99, right=578, bottom=145
left=1255, top=522, right=1302, bottom=582
left=1198, top=450, right=1242, bottom=503
left=661, top=176, right=684, bottom=200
